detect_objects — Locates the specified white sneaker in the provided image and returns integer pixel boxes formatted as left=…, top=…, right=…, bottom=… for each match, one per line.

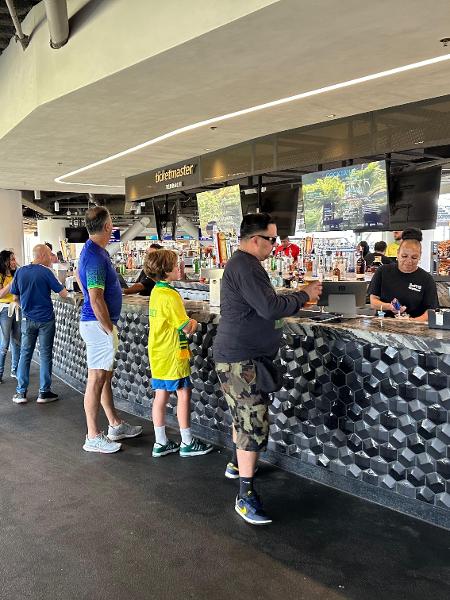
left=83, top=433, right=121, bottom=454
left=107, top=421, right=143, bottom=441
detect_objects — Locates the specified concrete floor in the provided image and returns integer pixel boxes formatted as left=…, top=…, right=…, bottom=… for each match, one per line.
left=1, top=361, right=450, bottom=600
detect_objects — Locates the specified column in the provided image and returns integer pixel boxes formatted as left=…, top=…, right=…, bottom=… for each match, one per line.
left=37, top=218, right=71, bottom=254
left=0, top=189, right=24, bottom=264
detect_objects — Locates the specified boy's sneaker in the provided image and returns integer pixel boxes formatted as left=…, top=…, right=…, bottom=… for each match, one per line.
left=235, top=492, right=272, bottom=525
left=83, top=433, right=121, bottom=454
left=12, top=392, right=27, bottom=404
left=108, top=421, right=143, bottom=441
left=224, top=462, right=258, bottom=480
left=36, top=391, right=59, bottom=403
left=225, top=462, right=239, bottom=479
left=179, top=437, right=213, bottom=457
left=152, top=439, right=180, bottom=457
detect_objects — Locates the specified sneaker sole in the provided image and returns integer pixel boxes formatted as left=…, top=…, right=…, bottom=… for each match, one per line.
left=108, top=429, right=143, bottom=441
left=83, top=444, right=121, bottom=453
left=13, top=398, right=27, bottom=404
left=36, top=397, right=59, bottom=404
left=152, top=447, right=180, bottom=457
left=180, top=446, right=214, bottom=458
left=234, top=504, right=272, bottom=525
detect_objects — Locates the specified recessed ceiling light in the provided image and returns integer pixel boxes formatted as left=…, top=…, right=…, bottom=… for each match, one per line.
left=55, top=51, right=450, bottom=188
left=414, top=140, right=424, bottom=144
left=326, top=113, right=336, bottom=118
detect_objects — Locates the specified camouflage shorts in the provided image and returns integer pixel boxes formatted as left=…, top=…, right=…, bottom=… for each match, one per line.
left=215, top=360, right=269, bottom=452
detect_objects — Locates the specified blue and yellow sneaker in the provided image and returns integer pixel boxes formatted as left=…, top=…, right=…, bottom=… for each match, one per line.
left=225, top=462, right=258, bottom=480
left=225, top=462, right=240, bottom=479
left=235, top=492, right=272, bottom=525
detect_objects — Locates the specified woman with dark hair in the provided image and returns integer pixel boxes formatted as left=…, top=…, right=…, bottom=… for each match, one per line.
left=0, top=250, right=21, bottom=382
left=357, top=240, right=370, bottom=258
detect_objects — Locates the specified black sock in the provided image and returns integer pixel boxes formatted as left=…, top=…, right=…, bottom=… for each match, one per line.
left=239, top=477, right=254, bottom=498
left=231, top=443, right=237, bottom=466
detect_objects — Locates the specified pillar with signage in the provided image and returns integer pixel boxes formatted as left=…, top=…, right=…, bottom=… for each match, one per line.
left=0, top=189, right=25, bottom=264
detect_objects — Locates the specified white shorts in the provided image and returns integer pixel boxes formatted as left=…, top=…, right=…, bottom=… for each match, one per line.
left=80, top=321, right=119, bottom=371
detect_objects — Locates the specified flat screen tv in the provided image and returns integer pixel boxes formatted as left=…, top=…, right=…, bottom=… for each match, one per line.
left=389, top=167, right=441, bottom=230
left=65, top=227, right=89, bottom=243
left=241, top=188, right=299, bottom=237
left=196, top=184, right=242, bottom=237
left=302, top=160, right=389, bottom=232
left=152, top=200, right=177, bottom=241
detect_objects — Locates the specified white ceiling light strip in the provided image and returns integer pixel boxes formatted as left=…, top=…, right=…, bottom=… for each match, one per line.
left=55, top=52, right=450, bottom=188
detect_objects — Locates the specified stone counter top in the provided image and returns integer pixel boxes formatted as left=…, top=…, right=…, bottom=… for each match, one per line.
left=58, top=294, right=450, bottom=353
left=284, top=315, right=450, bottom=355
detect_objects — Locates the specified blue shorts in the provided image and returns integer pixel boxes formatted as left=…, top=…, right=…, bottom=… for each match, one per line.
left=151, top=376, right=192, bottom=391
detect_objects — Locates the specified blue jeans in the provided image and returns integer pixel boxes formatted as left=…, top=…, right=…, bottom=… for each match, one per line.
left=16, top=318, right=56, bottom=394
left=0, top=307, right=21, bottom=377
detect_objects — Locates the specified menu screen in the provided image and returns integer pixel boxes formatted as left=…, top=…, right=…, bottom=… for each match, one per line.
left=303, top=160, right=389, bottom=232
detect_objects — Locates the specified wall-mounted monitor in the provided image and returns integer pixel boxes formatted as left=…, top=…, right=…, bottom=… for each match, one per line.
left=196, top=184, right=242, bottom=237
left=389, top=167, right=441, bottom=230
left=65, top=227, right=89, bottom=243
left=152, top=200, right=177, bottom=241
left=241, top=187, right=299, bottom=237
left=303, top=160, right=389, bottom=232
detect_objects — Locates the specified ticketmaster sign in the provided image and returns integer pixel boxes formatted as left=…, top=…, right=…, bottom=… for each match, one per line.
left=126, top=158, right=200, bottom=201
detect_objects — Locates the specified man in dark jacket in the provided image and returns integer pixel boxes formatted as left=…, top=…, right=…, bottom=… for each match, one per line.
left=213, top=213, right=321, bottom=525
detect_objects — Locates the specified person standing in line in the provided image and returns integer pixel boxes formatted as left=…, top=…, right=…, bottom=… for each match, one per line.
left=78, top=207, right=143, bottom=453
left=213, top=213, right=322, bottom=525
left=11, top=244, right=67, bottom=404
left=123, top=243, right=162, bottom=296
left=0, top=250, right=21, bottom=383
left=144, top=249, right=213, bottom=458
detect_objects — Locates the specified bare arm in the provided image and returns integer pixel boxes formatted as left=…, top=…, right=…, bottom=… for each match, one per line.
left=370, top=294, right=406, bottom=313
left=88, top=288, right=113, bottom=333
left=411, top=310, right=429, bottom=322
left=0, top=280, right=12, bottom=299
left=123, top=282, right=145, bottom=295
left=59, top=288, right=68, bottom=299
left=182, top=318, right=198, bottom=335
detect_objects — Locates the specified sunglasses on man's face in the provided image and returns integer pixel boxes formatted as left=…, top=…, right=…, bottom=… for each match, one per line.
left=252, top=235, right=277, bottom=245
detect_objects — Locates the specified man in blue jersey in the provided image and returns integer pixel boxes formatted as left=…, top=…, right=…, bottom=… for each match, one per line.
left=78, top=207, right=142, bottom=453
left=11, top=244, right=68, bottom=404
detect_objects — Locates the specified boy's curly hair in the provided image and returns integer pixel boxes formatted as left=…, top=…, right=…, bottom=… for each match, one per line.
left=143, top=249, right=178, bottom=281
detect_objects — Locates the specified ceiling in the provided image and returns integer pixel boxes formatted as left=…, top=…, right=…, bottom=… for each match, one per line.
left=0, top=1, right=40, bottom=55
left=1, top=0, right=450, bottom=206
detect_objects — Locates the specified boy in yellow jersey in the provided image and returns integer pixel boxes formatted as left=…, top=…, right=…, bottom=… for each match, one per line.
left=144, top=249, right=213, bottom=458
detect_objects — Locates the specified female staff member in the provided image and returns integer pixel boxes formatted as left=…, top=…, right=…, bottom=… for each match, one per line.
left=369, top=239, right=438, bottom=322
left=0, top=250, right=20, bottom=382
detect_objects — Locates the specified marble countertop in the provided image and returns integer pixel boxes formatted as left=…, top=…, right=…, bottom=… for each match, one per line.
left=56, top=294, right=450, bottom=353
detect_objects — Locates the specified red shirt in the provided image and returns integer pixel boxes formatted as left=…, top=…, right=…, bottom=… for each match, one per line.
left=275, top=243, right=300, bottom=260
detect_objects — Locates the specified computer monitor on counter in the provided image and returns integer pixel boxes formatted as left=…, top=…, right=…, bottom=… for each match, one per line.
left=318, top=281, right=367, bottom=317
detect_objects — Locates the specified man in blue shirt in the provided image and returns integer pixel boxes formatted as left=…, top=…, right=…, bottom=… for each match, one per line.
left=78, top=206, right=142, bottom=454
left=11, top=244, right=68, bottom=404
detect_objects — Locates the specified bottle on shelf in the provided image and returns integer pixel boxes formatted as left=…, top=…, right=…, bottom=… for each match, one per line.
left=355, top=252, right=366, bottom=280
left=332, top=261, right=341, bottom=282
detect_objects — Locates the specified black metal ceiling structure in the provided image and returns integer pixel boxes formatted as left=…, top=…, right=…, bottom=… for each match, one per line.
left=0, top=0, right=40, bottom=55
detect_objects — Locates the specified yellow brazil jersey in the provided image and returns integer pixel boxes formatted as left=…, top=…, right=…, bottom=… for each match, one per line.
left=386, top=241, right=400, bottom=258
left=0, top=274, right=14, bottom=303
left=148, top=282, right=191, bottom=380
